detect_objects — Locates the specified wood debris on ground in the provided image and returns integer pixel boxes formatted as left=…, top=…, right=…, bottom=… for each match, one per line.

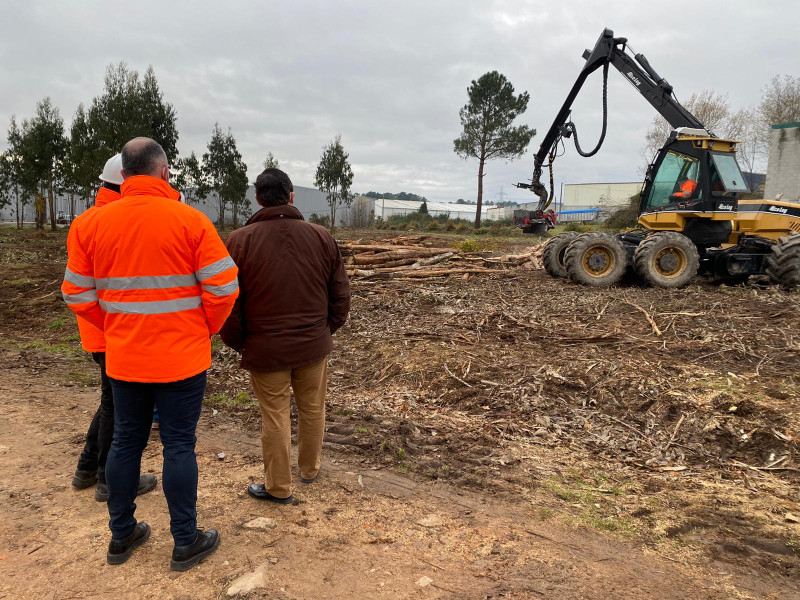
left=339, top=234, right=544, bottom=279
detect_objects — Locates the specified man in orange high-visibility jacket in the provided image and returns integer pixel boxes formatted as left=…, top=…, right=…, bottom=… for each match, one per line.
left=62, top=137, right=238, bottom=571
left=71, top=153, right=158, bottom=503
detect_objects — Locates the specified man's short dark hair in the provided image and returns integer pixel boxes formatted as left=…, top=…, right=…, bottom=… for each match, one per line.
left=121, top=137, right=168, bottom=177
left=255, top=168, right=293, bottom=207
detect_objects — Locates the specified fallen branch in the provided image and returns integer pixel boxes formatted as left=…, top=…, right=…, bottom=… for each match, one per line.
left=664, top=413, right=685, bottom=451
left=625, top=302, right=662, bottom=336
left=444, top=365, right=472, bottom=388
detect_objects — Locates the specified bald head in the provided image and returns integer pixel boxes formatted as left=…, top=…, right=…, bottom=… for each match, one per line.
left=121, top=137, right=169, bottom=180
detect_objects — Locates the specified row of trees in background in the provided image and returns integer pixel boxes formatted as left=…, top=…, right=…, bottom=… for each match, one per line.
left=0, top=64, right=180, bottom=231
left=1, top=62, right=357, bottom=232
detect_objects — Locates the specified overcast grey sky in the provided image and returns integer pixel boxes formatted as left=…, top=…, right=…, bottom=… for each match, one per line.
left=1, top=1, right=798, bottom=203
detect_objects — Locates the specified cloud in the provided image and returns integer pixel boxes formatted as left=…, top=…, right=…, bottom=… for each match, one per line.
left=1, top=0, right=797, bottom=203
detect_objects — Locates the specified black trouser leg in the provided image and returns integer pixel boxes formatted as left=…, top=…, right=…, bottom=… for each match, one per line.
left=75, top=352, right=111, bottom=474
left=93, top=352, right=115, bottom=484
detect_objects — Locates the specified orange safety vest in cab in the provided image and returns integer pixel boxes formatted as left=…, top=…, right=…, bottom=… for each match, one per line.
left=71, top=187, right=121, bottom=352
left=673, top=178, right=697, bottom=199
left=61, top=176, right=239, bottom=383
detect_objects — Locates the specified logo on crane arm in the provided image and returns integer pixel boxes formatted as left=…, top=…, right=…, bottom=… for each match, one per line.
left=626, top=71, right=642, bottom=87
left=717, top=203, right=734, bottom=211
left=769, top=205, right=789, bottom=214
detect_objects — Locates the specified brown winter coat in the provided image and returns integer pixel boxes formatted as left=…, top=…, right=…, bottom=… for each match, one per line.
left=219, top=204, right=351, bottom=372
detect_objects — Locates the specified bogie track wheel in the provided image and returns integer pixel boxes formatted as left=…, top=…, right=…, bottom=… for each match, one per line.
left=766, top=233, right=800, bottom=289
left=633, top=232, right=699, bottom=289
left=542, top=231, right=580, bottom=279
left=563, top=232, right=628, bottom=287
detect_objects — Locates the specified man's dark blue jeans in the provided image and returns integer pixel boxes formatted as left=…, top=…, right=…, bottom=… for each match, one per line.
left=106, top=371, right=206, bottom=546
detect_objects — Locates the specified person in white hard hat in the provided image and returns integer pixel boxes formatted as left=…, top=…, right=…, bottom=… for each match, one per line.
left=69, top=153, right=158, bottom=502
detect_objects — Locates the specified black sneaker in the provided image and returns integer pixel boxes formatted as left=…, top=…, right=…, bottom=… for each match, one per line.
left=95, top=474, right=158, bottom=502
left=299, top=475, right=317, bottom=484
left=170, top=529, right=221, bottom=572
left=72, top=469, right=97, bottom=489
left=107, top=522, right=151, bottom=565
left=247, top=483, right=293, bottom=504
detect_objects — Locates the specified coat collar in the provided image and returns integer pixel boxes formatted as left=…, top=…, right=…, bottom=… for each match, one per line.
left=246, top=204, right=305, bottom=225
left=94, top=187, right=121, bottom=208
left=120, top=175, right=181, bottom=201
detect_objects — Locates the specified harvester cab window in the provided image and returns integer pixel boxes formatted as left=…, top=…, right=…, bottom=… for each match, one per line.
left=645, top=150, right=700, bottom=210
left=710, top=152, right=750, bottom=194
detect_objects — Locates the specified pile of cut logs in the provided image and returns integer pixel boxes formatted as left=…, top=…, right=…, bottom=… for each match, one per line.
left=339, top=236, right=543, bottom=279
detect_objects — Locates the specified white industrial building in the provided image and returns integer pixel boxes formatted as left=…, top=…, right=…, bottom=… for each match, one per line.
left=372, top=198, right=487, bottom=221
left=485, top=181, right=642, bottom=222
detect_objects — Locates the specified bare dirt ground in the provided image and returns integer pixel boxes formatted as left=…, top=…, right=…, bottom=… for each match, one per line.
left=1, top=226, right=799, bottom=599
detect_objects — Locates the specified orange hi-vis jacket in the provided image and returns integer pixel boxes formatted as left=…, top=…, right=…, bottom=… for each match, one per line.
left=73, top=187, right=121, bottom=352
left=61, top=176, right=239, bottom=383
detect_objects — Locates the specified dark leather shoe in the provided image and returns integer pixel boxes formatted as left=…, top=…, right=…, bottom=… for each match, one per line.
left=95, top=474, right=158, bottom=502
left=72, top=469, right=97, bottom=489
left=107, top=522, right=151, bottom=565
left=170, top=529, right=221, bottom=572
left=247, top=483, right=293, bottom=504
left=299, top=475, right=317, bottom=484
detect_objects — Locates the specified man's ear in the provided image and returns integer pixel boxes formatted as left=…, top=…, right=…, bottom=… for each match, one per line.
left=289, top=191, right=295, bottom=205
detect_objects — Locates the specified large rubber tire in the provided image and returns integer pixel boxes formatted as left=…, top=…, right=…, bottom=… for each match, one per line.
left=542, top=232, right=580, bottom=279
left=766, top=233, right=800, bottom=289
left=633, top=232, right=699, bottom=289
left=563, top=232, right=628, bottom=287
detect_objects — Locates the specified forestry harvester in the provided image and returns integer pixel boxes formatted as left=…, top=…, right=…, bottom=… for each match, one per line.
left=519, top=28, right=800, bottom=288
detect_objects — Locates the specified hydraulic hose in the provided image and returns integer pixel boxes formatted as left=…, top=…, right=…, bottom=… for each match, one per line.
left=565, top=62, right=609, bottom=158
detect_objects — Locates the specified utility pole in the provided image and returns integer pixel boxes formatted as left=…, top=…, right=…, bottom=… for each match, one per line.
left=496, top=186, right=507, bottom=205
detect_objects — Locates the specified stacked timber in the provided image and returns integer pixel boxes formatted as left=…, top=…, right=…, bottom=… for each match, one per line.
left=338, top=239, right=543, bottom=279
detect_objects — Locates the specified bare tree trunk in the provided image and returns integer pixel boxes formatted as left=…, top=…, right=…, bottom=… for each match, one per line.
left=69, top=192, right=75, bottom=223
left=14, top=186, right=21, bottom=230
left=474, top=157, right=485, bottom=229
left=232, top=199, right=238, bottom=229
left=330, top=195, right=337, bottom=235
left=48, top=176, right=56, bottom=231
left=218, top=194, right=225, bottom=230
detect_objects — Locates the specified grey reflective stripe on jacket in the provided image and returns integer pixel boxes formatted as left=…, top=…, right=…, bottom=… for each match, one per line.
left=62, top=289, right=99, bottom=305
left=195, top=256, right=236, bottom=282
left=99, top=297, right=202, bottom=315
left=64, top=268, right=95, bottom=288
left=203, top=278, right=239, bottom=297
left=96, top=274, right=198, bottom=290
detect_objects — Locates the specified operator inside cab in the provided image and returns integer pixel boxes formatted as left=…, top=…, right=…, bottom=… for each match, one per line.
left=672, top=176, right=697, bottom=199
left=671, top=161, right=700, bottom=200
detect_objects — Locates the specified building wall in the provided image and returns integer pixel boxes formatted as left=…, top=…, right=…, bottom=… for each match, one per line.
left=764, top=123, right=800, bottom=203
left=562, top=182, right=642, bottom=209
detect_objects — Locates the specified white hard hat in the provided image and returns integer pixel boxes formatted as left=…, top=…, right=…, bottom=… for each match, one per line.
left=99, top=153, right=124, bottom=185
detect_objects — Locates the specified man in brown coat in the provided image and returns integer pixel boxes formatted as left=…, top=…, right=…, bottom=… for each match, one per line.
left=220, top=168, right=351, bottom=503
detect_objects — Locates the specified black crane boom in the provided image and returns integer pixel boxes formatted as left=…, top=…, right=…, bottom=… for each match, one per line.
left=520, top=28, right=706, bottom=208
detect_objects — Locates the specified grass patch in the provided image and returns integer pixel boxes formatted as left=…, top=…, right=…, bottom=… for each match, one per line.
left=69, top=370, right=98, bottom=386
left=578, top=509, right=638, bottom=536
left=454, top=239, right=499, bottom=253
left=205, top=391, right=257, bottom=409
left=48, top=315, right=68, bottom=330
left=355, top=426, right=370, bottom=434
left=25, top=340, right=83, bottom=356
left=4, top=277, right=34, bottom=287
